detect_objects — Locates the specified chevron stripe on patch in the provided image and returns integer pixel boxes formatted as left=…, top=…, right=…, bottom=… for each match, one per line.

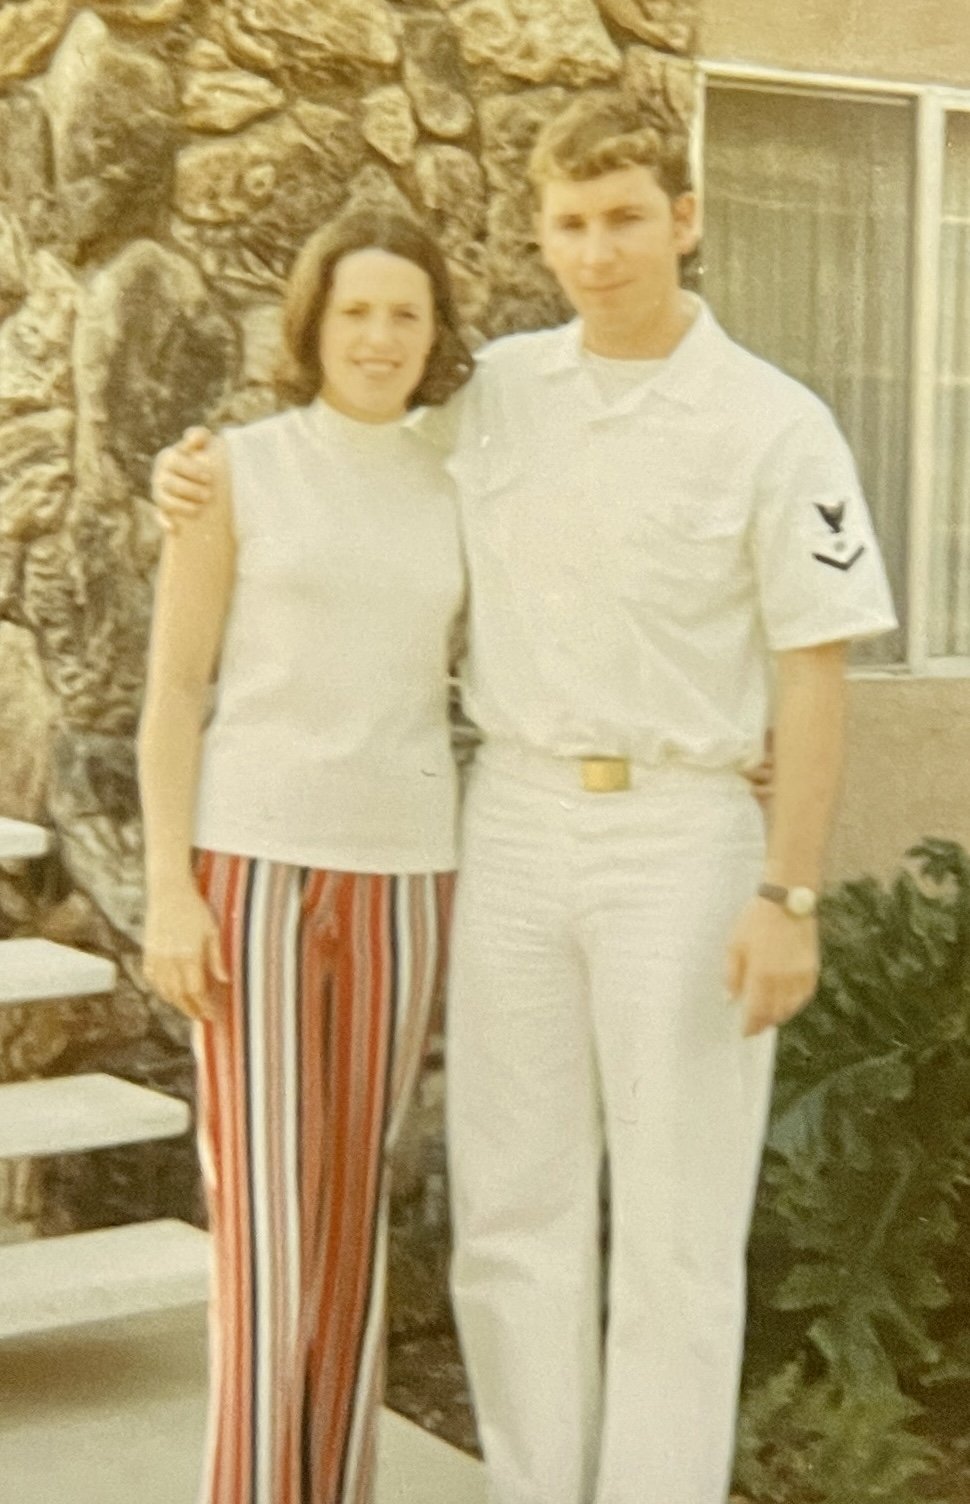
left=812, top=546, right=865, bottom=571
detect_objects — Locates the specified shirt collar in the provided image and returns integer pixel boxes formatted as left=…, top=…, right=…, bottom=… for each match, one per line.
left=535, top=297, right=730, bottom=410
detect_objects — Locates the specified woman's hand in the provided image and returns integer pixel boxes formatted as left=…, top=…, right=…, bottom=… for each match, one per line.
left=151, top=427, right=217, bottom=533
left=143, top=882, right=229, bottom=1023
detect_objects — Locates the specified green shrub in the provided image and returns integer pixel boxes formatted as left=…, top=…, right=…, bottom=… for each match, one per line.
left=736, top=839, right=970, bottom=1504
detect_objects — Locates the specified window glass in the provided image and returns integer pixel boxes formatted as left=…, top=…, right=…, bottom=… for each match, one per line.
left=933, top=111, right=970, bottom=655
left=703, top=85, right=913, bottom=665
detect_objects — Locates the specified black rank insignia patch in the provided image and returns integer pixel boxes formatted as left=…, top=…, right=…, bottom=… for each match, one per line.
left=812, top=499, right=865, bottom=572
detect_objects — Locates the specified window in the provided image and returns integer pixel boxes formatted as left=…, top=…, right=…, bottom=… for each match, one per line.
left=936, top=110, right=970, bottom=658
left=699, top=66, right=970, bottom=674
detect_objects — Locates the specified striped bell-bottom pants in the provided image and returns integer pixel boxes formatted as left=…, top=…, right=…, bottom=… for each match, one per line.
left=192, top=852, right=451, bottom=1504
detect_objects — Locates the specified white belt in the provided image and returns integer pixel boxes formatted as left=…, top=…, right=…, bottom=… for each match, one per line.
left=477, top=742, right=741, bottom=796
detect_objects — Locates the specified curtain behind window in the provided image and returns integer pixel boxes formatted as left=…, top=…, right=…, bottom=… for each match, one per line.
left=934, top=112, right=970, bottom=656
left=702, top=86, right=913, bottom=666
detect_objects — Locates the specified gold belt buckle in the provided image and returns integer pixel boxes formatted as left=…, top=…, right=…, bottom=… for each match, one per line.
left=580, top=756, right=631, bottom=794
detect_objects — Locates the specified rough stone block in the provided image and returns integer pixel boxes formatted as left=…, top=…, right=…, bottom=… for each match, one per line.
left=173, top=108, right=364, bottom=295
left=0, top=252, right=77, bottom=418
left=224, top=0, right=400, bottom=71
left=451, top=0, right=620, bottom=86
left=75, top=241, right=238, bottom=495
left=45, top=12, right=177, bottom=250
left=0, top=0, right=71, bottom=86
left=402, top=15, right=474, bottom=140
left=181, top=41, right=285, bottom=133
left=599, top=0, right=697, bottom=55
left=363, top=85, right=419, bottom=165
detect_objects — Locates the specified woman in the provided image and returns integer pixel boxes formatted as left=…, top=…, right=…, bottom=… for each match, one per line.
left=138, top=207, right=471, bottom=1504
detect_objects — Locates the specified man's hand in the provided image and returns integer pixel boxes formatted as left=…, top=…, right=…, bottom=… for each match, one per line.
left=724, top=896, right=819, bottom=1037
left=744, top=761, right=774, bottom=808
left=151, top=426, right=216, bottom=533
left=742, top=730, right=774, bottom=809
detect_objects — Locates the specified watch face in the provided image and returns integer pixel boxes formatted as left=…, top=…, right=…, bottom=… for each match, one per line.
left=786, top=886, right=817, bottom=917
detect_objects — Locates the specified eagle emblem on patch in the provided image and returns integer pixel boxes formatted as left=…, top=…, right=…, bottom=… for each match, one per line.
left=812, top=499, right=865, bottom=572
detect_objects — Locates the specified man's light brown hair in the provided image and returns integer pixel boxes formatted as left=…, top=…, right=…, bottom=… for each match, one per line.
left=528, top=91, right=692, bottom=202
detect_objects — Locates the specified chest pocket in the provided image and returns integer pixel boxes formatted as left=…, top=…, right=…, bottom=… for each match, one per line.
left=616, top=490, right=751, bottom=620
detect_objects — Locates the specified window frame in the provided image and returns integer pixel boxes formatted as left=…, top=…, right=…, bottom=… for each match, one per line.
left=696, top=58, right=970, bottom=679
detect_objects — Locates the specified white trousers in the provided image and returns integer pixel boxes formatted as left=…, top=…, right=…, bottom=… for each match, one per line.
left=446, top=746, right=776, bottom=1504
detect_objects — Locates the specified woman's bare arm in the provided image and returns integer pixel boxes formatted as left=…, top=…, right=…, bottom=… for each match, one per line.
left=138, top=436, right=235, bottom=1017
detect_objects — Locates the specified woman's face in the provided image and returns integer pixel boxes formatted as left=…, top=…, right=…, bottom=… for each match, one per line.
left=318, top=248, right=437, bottom=423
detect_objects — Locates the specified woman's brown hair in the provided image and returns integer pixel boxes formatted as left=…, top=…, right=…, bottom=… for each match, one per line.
left=276, top=208, right=473, bottom=408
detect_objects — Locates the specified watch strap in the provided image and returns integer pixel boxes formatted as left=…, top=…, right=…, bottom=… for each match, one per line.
left=757, top=881, right=818, bottom=917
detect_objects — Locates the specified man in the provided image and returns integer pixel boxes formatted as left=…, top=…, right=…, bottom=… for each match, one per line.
left=442, top=93, right=894, bottom=1504
left=152, top=91, right=896, bottom=1504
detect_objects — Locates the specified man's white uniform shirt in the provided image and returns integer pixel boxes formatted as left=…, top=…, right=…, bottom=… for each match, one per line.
left=445, top=300, right=897, bottom=771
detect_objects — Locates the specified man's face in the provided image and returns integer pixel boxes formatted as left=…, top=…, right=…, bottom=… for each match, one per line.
left=537, top=165, right=699, bottom=331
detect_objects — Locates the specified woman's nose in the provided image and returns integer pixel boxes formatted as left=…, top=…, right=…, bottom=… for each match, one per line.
left=360, top=313, right=395, bottom=346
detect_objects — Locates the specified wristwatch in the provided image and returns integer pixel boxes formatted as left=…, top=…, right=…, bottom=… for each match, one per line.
left=757, top=881, right=818, bottom=918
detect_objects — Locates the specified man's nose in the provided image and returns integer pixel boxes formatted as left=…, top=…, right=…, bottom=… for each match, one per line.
left=580, top=225, right=614, bottom=266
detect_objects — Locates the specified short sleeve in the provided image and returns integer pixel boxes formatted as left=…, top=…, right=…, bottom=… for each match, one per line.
left=752, top=400, right=898, bottom=651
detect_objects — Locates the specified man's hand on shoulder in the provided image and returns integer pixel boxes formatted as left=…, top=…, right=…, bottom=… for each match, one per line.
left=152, top=426, right=216, bottom=533
left=725, top=895, right=819, bottom=1037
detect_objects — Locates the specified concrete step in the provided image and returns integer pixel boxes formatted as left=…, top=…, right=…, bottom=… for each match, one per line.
left=0, top=1220, right=210, bottom=1340
left=0, top=939, right=116, bottom=1007
left=381, top=1410, right=487, bottom=1504
left=0, top=818, right=50, bottom=861
left=0, top=1303, right=487, bottom=1504
left=0, top=1073, right=190, bottom=1162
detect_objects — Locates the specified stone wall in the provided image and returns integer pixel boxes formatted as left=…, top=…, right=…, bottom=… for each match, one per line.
left=0, top=2, right=696, bottom=1221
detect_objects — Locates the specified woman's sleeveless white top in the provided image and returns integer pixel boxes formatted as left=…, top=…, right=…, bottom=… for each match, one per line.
left=193, top=399, right=464, bottom=873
